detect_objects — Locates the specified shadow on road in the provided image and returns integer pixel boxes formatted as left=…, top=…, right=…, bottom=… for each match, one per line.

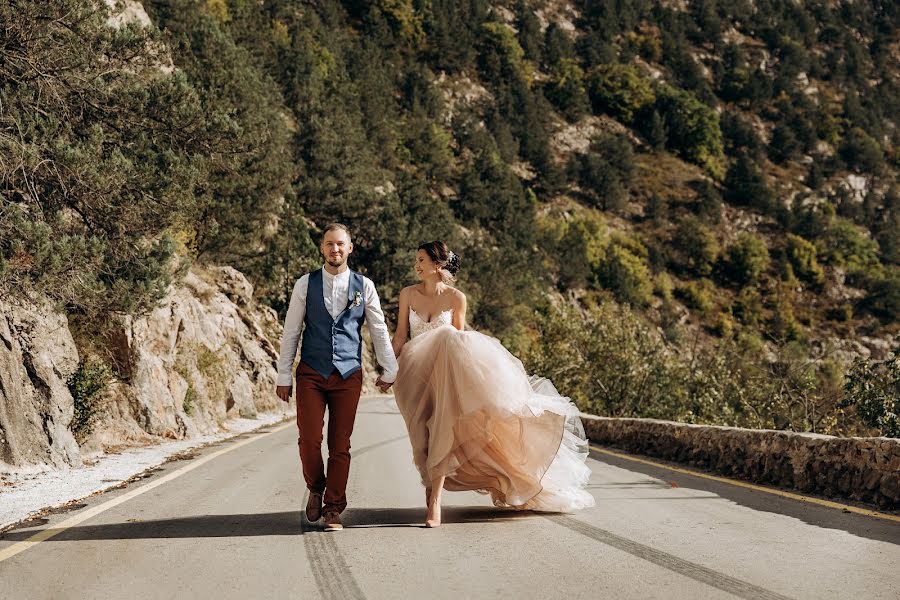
left=339, top=506, right=539, bottom=529
left=0, top=506, right=537, bottom=540
left=591, top=448, right=900, bottom=545
left=0, top=512, right=304, bottom=541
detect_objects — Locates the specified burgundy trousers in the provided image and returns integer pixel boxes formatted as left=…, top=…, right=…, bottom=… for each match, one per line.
left=295, top=360, right=363, bottom=514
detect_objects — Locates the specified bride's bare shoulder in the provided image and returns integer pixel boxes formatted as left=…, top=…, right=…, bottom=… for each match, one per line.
left=447, top=286, right=467, bottom=305
left=399, top=285, right=419, bottom=298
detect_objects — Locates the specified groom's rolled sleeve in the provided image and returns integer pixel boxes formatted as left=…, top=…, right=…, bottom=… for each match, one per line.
left=363, top=278, right=399, bottom=383
left=276, top=275, right=309, bottom=387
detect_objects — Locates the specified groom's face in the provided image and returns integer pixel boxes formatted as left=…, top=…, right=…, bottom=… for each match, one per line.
left=321, top=229, right=352, bottom=267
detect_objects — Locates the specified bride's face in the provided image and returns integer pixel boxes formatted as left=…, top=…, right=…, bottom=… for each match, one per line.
left=415, top=250, right=440, bottom=281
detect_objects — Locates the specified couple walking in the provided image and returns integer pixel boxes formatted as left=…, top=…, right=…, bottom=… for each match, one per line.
left=276, top=223, right=594, bottom=530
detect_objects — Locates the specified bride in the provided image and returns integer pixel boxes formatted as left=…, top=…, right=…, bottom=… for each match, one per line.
left=377, top=241, right=595, bottom=527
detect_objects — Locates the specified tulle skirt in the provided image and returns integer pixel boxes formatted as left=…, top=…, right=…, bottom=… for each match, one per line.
left=393, top=325, right=595, bottom=513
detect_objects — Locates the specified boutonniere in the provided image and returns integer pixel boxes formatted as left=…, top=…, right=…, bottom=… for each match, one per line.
left=351, top=291, right=362, bottom=308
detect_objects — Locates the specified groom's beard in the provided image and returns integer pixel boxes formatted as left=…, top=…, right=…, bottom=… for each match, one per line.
left=326, top=256, right=346, bottom=267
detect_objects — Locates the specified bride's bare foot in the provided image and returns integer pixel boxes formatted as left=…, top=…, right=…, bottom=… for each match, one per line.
left=425, top=477, right=444, bottom=528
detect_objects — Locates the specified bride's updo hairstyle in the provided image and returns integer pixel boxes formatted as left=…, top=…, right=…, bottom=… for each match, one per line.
left=419, top=241, right=461, bottom=283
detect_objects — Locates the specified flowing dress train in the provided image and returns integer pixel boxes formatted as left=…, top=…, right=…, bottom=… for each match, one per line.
left=392, top=309, right=595, bottom=512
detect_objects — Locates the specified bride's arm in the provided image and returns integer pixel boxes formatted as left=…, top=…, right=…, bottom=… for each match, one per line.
left=392, top=287, right=411, bottom=357
left=452, top=290, right=467, bottom=331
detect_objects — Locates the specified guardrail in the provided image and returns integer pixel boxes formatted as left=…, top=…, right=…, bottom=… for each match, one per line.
left=581, top=414, right=900, bottom=510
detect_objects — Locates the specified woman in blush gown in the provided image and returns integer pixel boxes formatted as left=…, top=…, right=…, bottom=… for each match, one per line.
left=379, top=241, right=595, bottom=527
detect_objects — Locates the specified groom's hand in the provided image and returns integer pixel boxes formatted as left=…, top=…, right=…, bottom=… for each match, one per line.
left=375, top=376, right=392, bottom=393
left=276, top=385, right=292, bottom=403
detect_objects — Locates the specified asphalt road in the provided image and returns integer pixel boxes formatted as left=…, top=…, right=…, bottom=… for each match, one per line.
left=2, top=395, right=898, bottom=600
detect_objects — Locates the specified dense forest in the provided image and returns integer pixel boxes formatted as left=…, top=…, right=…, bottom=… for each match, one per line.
left=1, top=0, right=898, bottom=437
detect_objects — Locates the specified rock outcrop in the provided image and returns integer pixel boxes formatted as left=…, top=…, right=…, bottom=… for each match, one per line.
left=0, top=297, right=81, bottom=468
left=86, top=266, right=292, bottom=451
left=0, top=266, right=298, bottom=470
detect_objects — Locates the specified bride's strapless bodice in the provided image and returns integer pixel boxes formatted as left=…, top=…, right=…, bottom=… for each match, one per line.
left=409, top=308, right=453, bottom=339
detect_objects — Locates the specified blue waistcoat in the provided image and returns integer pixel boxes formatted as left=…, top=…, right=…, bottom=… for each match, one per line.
left=300, top=269, right=366, bottom=379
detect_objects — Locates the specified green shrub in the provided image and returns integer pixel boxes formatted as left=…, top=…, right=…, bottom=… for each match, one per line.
left=521, top=301, right=685, bottom=418
left=608, top=232, right=649, bottom=260
left=725, top=152, right=776, bottom=213
left=678, top=278, right=716, bottom=313
left=674, top=216, right=720, bottom=276
left=806, top=162, right=825, bottom=189
left=183, top=383, right=197, bottom=415
left=374, top=0, right=426, bottom=45
left=732, top=286, right=764, bottom=326
left=572, top=135, right=635, bottom=212
left=423, top=0, right=489, bottom=72
left=646, top=109, right=667, bottom=149
left=653, top=84, right=725, bottom=179
left=546, top=58, right=590, bottom=121
left=839, top=127, right=885, bottom=174
left=769, top=123, right=801, bottom=164
left=0, top=1, right=206, bottom=319
left=645, top=194, right=668, bottom=222
left=598, top=245, right=654, bottom=307
left=712, top=311, right=735, bottom=338
left=67, top=356, right=113, bottom=443
left=725, top=233, right=771, bottom=285
left=400, top=118, right=454, bottom=180
left=862, top=268, right=900, bottom=322
left=539, top=213, right=607, bottom=289
left=826, top=304, right=854, bottom=322
left=630, top=30, right=662, bottom=62
left=544, top=22, right=576, bottom=65
left=586, top=63, right=655, bottom=123
left=515, top=2, right=542, bottom=61
left=694, top=180, right=723, bottom=224
left=654, top=272, right=675, bottom=300
left=479, top=22, right=533, bottom=85
left=721, top=110, right=764, bottom=155
left=521, top=298, right=870, bottom=433
left=197, top=345, right=224, bottom=377
left=840, top=345, right=900, bottom=438
left=770, top=289, right=803, bottom=341
left=817, top=218, right=882, bottom=285
left=786, top=234, right=825, bottom=285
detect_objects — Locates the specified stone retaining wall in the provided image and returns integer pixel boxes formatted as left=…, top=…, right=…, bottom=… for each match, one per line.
left=581, top=415, right=900, bottom=510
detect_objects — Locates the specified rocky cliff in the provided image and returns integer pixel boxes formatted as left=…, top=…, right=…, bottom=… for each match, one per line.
left=0, top=266, right=380, bottom=471
left=0, top=296, right=82, bottom=468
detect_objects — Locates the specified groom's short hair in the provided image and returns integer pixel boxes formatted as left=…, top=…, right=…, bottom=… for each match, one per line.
left=322, top=222, right=351, bottom=241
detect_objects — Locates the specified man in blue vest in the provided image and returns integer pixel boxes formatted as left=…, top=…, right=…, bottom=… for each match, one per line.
left=276, top=223, right=399, bottom=531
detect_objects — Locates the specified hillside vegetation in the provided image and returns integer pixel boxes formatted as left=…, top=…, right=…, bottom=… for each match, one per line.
left=1, top=0, right=897, bottom=436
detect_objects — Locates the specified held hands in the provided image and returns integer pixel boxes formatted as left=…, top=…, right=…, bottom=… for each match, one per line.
left=375, top=376, right=393, bottom=394
left=276, top=385, right=292, bottom=403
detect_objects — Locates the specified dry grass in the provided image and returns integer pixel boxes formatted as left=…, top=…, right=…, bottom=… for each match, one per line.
left=632, top=152, right=707, bottom=204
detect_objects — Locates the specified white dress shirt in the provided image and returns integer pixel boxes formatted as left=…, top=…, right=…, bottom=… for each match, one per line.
left=276, top=266, right=399, bottom=386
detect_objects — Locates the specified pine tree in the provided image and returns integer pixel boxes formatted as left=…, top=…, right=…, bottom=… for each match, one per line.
left=725, top=152, right=777, bottom=214
left=646, top=110, right=668, bottom=150
left=515, top=1, right=542, bottom=62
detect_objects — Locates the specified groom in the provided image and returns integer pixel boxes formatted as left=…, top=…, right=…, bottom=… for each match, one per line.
left=276, top=223, right=398, bottom=531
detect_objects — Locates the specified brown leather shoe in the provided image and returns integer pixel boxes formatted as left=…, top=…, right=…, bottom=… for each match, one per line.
left=306, top=492, right=323, bottom=522
left=322, top=510, right=343, bottom=531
